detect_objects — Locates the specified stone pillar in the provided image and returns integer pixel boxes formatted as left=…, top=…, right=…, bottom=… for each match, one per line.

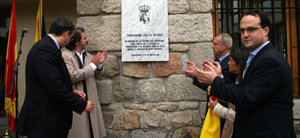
left=77, top=0, right=213, bottom=137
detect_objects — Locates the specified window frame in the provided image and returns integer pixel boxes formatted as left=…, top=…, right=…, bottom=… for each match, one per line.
left=212, top=0, right=299, bottom=96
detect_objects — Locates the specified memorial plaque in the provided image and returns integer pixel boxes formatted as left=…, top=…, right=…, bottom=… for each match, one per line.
left=122, top=0, right=169, bottom=62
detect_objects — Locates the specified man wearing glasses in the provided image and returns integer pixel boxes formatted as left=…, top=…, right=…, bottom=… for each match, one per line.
left=195, top=9, right=296, bottom=138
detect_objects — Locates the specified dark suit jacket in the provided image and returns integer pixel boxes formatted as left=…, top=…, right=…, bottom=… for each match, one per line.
left=193, top=55, right=236, bottom=131
left=211, top=43, right=295, bottom=138
left=17, top=35, right=87, bottom=138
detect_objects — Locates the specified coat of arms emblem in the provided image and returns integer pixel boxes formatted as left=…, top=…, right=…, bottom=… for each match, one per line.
left=139, top=5, right=150, bottom=24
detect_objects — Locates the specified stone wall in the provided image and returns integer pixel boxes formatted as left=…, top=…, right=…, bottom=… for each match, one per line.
left=293, top=99, right=300, bottom=138
left=76, top=0, right=300, bottom=138
left=77, top=0, right=213, bottom=137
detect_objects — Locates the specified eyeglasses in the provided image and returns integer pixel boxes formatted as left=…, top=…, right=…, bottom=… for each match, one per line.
left=240, top=27, right=262, bottom=34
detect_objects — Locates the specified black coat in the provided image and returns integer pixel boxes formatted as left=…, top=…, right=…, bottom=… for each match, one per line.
left=211, top=43, right=296, bottom=138
left=17, top=35, right=87, bottom=138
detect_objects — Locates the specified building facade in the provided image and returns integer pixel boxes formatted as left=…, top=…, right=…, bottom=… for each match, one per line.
left=0, top=0, right=300, bottom=137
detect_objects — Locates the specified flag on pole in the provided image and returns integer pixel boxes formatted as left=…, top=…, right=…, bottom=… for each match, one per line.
left=35, top=0, right=47, bottom=43
left=4, top=0, right=17, bottom=132
left=200, top=96, right=221, bottom=138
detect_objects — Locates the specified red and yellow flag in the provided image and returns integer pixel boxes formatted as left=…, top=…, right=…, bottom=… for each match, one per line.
left=4, top=0, right=17, bottom=132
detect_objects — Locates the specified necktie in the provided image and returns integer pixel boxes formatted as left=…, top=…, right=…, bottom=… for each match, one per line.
left=245, top=54, right=254, bottom=70
left=243, top=54, right=254, bottom=79
left=215, top=58, right=220, bottom=63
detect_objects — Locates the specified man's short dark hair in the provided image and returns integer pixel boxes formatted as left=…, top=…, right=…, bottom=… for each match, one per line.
left=75, top=27, right=85, bottom=33
left=65, top=27, right=87, bottom=50
left=244, top=9, right=271, bottom=29
left=243, top=9, right=271, bottom=38
left=49, top=17, right=74, bottom=36
left=66, top=31, right=81, bottom=50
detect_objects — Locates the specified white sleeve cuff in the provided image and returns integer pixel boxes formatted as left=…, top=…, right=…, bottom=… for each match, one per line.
left=90, top=63, right=97, bottom=71
left=97, top=64, right=103, bottom=70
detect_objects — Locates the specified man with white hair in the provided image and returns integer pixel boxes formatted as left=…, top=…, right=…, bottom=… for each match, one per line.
left=183, top=33, right=237, bottom=131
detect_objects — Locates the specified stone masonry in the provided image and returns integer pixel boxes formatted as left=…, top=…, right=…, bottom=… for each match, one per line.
left=76, top=0, right=300, bottom=138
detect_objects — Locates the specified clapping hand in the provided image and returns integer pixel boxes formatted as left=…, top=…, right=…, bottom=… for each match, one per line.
left=183, top=61, right=198, bottom=78
left=99, top=51, right=107, bottom=64
left=194, top=61, right=218, bottom=85
left=202, top=61, right=222, bottom=77
left=91, top=51, right=107, bottom=65
left=186, top=61, right=198, bottom=72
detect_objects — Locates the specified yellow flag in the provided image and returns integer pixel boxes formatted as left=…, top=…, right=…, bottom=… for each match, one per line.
left=34, top=0, right=47, bottom=43
left=200, top=107, right=221, bottom=138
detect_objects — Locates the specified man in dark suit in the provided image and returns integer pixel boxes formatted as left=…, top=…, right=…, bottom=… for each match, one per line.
left=17, top=17, right=95, bottom=138
left=196, top=10, right=296, bottom=138
left=183, top=33, right=236, bottom=131
left=191, top=33, right=236, bottom=89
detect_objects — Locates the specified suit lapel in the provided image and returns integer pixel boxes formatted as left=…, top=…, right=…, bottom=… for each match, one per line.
left=243, top=43, right=273, bottom=80
left=220, top=55, right=230, bottom=66
left=220, top=55, right=230, bottom=72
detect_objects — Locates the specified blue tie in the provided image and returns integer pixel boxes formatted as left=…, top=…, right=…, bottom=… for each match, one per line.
left=245, top=54, right=254, bottom=72
left=242, top=54, right=254, bottom=79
